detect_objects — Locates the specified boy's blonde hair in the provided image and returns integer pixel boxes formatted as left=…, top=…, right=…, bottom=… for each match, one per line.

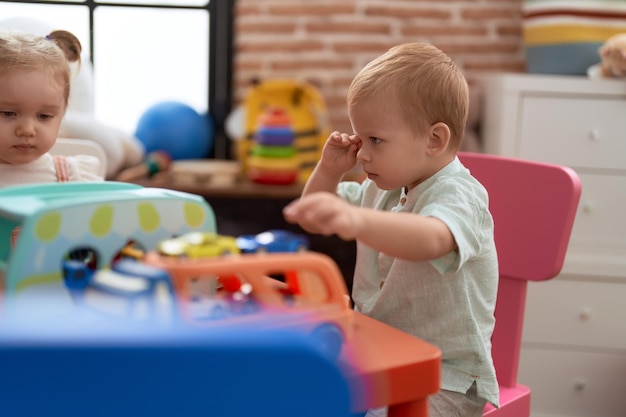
left=347, top=42, right=469, bottom=151
left=0, top=30, right=82, bottom=107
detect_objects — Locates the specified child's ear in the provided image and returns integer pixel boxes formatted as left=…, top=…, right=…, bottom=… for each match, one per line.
left=427, top=122, right=451, bottom=156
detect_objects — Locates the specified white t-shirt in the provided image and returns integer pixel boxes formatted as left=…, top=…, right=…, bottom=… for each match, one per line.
left=0, top=153, right=103, bottom=187
left=337, top=156, right=499, bottom=407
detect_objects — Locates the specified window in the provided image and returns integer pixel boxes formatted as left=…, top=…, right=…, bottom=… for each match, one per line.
left=0, top=0, right=234, bottom=159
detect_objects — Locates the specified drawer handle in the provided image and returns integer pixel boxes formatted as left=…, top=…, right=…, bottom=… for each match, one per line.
left=589, top=129, right=600, bottom=141
left=574, top=379, right=587, bottom=391
left=579, top=307, right=592, bottom=321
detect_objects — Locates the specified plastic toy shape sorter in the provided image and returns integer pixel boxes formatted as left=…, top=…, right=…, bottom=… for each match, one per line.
left=0, top=182, right=216, bottom=312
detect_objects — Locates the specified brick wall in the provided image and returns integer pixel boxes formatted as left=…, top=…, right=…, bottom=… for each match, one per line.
left=233, top=0, right=526, bottom=136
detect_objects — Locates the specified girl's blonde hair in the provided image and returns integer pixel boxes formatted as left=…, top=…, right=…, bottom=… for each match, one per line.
left=347, top=42, right=469, bottom=151
left=0, top=30, right=82, bottom=107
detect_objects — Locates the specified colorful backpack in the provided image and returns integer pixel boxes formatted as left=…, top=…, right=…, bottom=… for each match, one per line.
left=235, top=78, right=331, bottom=184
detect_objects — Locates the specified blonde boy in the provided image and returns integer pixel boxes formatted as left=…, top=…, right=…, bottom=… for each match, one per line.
left=284, top=43, right=499, bottom=416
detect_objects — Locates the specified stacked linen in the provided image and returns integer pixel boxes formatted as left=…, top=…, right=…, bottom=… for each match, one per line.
left=523, top=0, right=626, bottom=75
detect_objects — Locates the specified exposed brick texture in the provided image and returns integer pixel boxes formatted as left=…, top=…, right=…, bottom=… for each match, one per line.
left=234, top=0, right=525, bottom=137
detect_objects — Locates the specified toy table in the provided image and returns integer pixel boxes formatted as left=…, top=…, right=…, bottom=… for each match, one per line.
left=345, top=312, right=441, bottom=417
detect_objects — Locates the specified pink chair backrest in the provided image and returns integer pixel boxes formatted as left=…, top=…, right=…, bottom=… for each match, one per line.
left=458, top=152, right=581, bottom=388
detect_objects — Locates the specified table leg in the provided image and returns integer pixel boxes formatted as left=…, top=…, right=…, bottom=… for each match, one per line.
left=388, top=398, right=428, bottom=417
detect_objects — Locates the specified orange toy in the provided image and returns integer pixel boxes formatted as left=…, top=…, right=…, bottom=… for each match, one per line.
left=144, top=251, right=352, bottom=359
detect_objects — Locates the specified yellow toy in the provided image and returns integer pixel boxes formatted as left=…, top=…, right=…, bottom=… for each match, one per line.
left=234, top=79, right=331, bottom=184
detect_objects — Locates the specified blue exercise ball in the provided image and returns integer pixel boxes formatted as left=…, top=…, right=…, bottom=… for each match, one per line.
left=135, top=101, right=214, bottom=160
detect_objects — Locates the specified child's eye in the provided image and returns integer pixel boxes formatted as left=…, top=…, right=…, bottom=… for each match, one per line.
left=370, top=137, right=382, bottom=145
left=38, top=114, right=53, bottom=120
left=1, top=111, right=16, bottom=117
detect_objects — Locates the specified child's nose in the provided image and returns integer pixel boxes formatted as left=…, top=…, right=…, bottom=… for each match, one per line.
left=16, top=120, right=35, bottom=137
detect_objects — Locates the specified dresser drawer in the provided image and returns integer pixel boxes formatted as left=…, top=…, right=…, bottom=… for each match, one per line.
left=522, top=279, right=626, bottom=350
left=570, top=172, right=626, bottom=246
left=518, top=96, right=626, bottom=170
left=519, top=348, right=626, bottom=417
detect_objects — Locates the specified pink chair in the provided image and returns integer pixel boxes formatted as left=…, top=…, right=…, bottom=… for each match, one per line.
left=458, top=152, right=582, bottom=417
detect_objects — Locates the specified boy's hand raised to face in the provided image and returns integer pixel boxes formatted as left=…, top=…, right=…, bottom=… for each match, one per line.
left=320, top=131, right=361, bottom=177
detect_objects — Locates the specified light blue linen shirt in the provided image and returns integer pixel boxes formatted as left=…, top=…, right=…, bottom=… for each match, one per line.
left=337, top=157, right=499, bottom=407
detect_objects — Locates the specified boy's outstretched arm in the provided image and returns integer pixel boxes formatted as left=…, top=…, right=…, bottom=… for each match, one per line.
left=284, top=192, right=456, bottom=262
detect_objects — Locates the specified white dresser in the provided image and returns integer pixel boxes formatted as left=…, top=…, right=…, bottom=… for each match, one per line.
left=480, top=73, right=626, bottom=417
